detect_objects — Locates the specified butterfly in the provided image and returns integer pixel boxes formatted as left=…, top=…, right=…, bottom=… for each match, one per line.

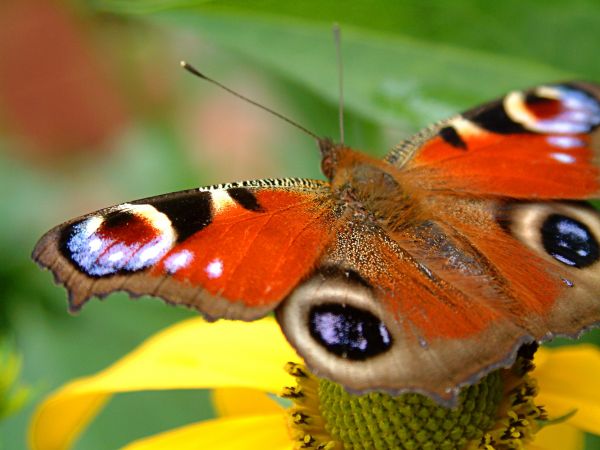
left=33, top=80, right=600, bottom=406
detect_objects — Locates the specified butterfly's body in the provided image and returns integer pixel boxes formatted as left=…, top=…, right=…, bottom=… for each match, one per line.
left=34, top=81, right=600, bottom=405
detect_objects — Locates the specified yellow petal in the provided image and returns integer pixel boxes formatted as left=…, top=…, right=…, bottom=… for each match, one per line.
left=212, top=388, right=283, bottom=417
left=30, top=317, right=297, bottom=450
left=121, top=413, right=292, bottom=450
left=29, top=390, right=108, bottom=450
left=535, top=345, right=600, bottom=434
left=528, top=423, right=584, bottom=450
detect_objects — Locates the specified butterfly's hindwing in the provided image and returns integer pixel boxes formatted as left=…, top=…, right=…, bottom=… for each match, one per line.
left=277, top=191, right=600, bottom=405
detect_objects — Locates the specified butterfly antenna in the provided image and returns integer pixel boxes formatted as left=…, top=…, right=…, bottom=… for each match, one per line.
left=333, top=23, right=344, bottom=145
left=180, top=61, right=321, bottom=142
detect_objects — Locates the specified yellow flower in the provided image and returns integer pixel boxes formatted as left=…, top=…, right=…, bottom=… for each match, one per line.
left=29, top=318, right=600, bottom=450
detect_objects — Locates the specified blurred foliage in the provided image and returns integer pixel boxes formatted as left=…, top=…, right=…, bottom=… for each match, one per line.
left=94, top=0, right=600, bottom=127
left=0, top=0, right=599, bottom=449
left=0, top=340, right=30, bottom=422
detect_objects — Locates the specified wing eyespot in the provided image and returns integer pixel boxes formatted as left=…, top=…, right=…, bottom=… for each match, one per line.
left=505, top=202, right=600, bottom=273
left=541, top=214, right=600, bottom=268
left=276, top=268, right=404, bottom=393
left=309, top=303, right=392, bottom=360
left=60, top=204, right=177, bottom=277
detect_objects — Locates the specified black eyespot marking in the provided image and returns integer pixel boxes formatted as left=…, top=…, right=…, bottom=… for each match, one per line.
left=464, top=100, right=528, bottom=134
left=227, top=187, right=264, bottom=212
left=541, top=214, right=599, bottom=268
left=439, top=126, right=467, bottom=150
left=309, top=303, right=392, bottom=360
left=102, top=210, right=135, bottom=228
left=524, top=92, right=552, bottom=106
left=148, top=192, right=212, bottom=242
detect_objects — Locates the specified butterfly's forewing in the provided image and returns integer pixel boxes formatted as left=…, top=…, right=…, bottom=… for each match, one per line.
left=387, top=82, right=600, bottom=198
left=33, top=179, right=337, bottom=320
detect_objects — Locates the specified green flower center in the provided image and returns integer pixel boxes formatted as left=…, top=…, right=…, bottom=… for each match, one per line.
left=318, top=373, right=501, bottom=450
left=282, top=345, right=547, bottom=450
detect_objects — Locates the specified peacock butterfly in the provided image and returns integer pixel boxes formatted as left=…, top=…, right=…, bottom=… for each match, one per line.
left=32, top=78, right=600, bottom=406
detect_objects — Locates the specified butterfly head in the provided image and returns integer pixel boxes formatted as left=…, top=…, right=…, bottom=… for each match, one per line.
left=318, top=137, right=342, bottom=180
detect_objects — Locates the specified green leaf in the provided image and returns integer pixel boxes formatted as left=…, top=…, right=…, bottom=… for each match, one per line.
left=95, top=0, right=600, bottom=79
left=167, top=12, right=567, bottom=129
left=92, top=3, right=578, bottom=138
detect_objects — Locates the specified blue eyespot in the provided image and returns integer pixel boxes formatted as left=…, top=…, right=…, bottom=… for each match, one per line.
left=309, top=303, right=392, bottom=360
left=541, top=214, right=599, bottom=268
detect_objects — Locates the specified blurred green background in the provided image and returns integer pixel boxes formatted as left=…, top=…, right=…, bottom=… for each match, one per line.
left=1, top=0, right=599, bottom=448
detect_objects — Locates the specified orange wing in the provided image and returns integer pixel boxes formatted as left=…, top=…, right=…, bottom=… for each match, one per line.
left=32, top=179, right=338, bottom=320
left=387, top=82, right=600, bottom=198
